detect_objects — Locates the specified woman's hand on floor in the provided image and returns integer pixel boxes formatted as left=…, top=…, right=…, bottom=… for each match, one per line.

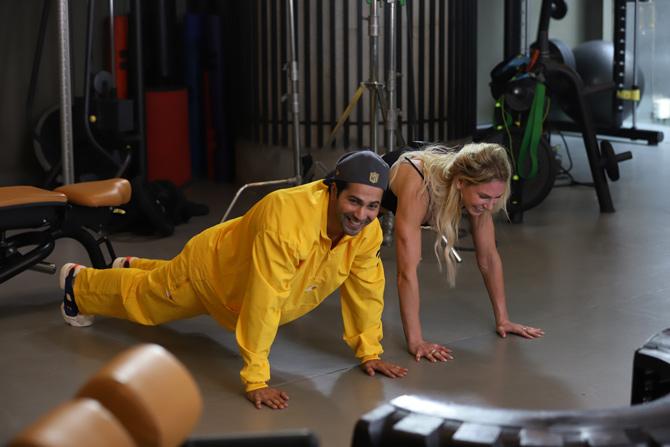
left=496, top=321, right=545, bottom=339
left=409, top=340, right=454, bottom=362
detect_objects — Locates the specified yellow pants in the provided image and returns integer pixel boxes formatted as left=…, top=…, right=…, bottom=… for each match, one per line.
left=74, top=256, right=207, bottom=326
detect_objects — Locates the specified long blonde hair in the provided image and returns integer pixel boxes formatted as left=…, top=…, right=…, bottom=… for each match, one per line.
left=393, top=142, right=511, bottom=286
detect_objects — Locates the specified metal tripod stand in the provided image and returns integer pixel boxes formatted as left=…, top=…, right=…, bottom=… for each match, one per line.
left=220, top=0, right=302, bottom=222
left=323, top=0, right=404, bottom=154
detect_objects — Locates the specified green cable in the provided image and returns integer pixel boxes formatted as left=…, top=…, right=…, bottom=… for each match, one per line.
left=517, top=83, right=545, bottom=179
left=499, top=100, right=518, bottom=174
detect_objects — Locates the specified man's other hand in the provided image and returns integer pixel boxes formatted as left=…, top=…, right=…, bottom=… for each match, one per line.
left=246, top=386, right=290, bottom=409
left=361, top=359, right=408, bottom=378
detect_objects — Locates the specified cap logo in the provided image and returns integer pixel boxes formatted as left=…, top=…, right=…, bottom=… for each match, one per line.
left=369, top=171, right=380, bottom=184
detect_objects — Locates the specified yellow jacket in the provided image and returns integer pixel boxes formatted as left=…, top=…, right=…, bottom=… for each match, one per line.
left=185, top=181, right=385, bottom=391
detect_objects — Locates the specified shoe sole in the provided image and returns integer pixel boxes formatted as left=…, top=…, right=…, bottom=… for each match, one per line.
left=60, top=303, right=95, bottom=327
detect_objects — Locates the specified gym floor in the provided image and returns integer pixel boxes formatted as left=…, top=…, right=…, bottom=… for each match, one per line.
left=1, top=130, right=669, bottom=446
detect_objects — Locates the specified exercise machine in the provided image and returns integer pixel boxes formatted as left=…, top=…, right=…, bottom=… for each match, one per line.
left=482, top=0, right=633, bottom=222
left=29, top=0, right=146, bottom=187
left=550, top=0, right=663, bottom=145
left=0, top=178, right=131, bottom=284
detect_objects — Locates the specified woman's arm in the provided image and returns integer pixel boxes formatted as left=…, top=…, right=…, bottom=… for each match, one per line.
left=392, top=163, right=453, bottom=362
left=470, top=213, right=544, bottom=339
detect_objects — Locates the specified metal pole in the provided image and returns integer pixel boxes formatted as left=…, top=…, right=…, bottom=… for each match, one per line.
left=504, top=0, right=522, bottom=59
left=109, top=0, right=116, bottom=90
left=385, top=0, right=397, bottom=153
left=56, top=0, right=75, bottom=184
left=221, top=179, right=295, bottom=222
left=632, top=0, right=639, bottom=128
left=369, top=0, right=380, bottom=153
left=288, top=0, right=302, bottom=182
left=220, top=0, right=301, bottom=223
left=523, top=0, right=528, bottom=54
left=130, top=0, right=147, bottom=178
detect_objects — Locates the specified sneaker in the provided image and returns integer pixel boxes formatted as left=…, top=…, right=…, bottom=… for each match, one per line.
left=112, top=256, right=137, bottom=269
left=59, top=263, right=95, bottom=327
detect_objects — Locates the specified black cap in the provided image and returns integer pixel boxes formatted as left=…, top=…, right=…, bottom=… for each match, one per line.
left=327, top=150, right=390, bottom=190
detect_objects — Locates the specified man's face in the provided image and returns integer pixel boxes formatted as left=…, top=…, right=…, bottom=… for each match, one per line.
left=331, top=183, right=383, bottom=236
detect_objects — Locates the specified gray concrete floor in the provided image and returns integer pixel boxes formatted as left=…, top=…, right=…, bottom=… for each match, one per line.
left=1, top=130, right=669, bottom=446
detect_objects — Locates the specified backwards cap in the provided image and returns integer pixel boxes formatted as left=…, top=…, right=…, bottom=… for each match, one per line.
left=328, top=150, right=389, bottom=190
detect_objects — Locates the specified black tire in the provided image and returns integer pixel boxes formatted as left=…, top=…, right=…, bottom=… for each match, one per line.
left=476, top=128, right=558, bottom=212
left=353, top=329, right=670, bottom=447
left=515, top=134, right=557, bottom=211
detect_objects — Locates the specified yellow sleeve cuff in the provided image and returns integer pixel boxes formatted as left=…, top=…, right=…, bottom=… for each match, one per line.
left=360, top=354, right=381, bottom=364
left=244, top=382, right=268, bottom=393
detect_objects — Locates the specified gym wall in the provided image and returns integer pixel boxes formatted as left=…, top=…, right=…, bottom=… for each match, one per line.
left=1, top=0, right=606, bottom=187
left=0, top=0, right=107, bottom=186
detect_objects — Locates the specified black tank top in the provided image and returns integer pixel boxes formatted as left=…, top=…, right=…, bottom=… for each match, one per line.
left=381, top=150, right=424, bottom=214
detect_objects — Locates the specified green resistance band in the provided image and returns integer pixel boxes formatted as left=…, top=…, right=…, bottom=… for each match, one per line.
left=517, top=83, right=546, bottom=179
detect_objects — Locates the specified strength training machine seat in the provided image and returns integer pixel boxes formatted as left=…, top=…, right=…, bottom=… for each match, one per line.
left=0, top=178, right=131, bottom=284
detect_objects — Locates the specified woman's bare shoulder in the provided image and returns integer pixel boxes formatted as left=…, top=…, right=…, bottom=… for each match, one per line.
left=392, top=164, right=429, bottom=223
left=391, top=159, right=424, bottom=190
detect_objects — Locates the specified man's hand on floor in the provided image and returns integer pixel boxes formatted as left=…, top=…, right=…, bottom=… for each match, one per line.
left=361, top=359, right=408, bottom=378
left=246, top=386, right=290, bottom=409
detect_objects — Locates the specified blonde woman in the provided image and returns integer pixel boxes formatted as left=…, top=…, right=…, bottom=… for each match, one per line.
left=381, top=143, right=544, bottom=362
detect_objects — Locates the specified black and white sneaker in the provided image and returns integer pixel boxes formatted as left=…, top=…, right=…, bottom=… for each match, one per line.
left=59, top=263, right=94, bottom=327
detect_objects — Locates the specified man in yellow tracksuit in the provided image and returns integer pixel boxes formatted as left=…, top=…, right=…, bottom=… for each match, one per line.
left=60, top=151, right=408, bottom=409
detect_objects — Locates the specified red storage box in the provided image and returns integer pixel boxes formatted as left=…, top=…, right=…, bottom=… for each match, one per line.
left=145, top=88, right=192, bottom=186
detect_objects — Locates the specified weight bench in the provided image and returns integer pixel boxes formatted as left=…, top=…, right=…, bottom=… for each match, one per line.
left=0, top=178, right=131, bottom=284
